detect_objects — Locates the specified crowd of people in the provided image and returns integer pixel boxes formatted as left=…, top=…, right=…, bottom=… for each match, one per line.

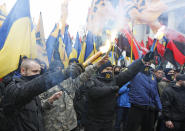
left=0, top=51, right=185, bottom=131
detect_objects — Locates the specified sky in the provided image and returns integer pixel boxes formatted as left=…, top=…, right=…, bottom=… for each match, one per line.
left=0, top=0, right=92, bottom=38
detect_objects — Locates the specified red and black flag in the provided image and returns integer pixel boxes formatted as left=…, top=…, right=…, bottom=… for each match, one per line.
left=164, top=40, right=185, bottom=66
left=117, top=32, right=142, bottom=60
left=117, top=34, right=132, bottom=58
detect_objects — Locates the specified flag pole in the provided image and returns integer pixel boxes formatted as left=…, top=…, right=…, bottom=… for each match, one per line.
left=130, top=22, right=133, bottom=63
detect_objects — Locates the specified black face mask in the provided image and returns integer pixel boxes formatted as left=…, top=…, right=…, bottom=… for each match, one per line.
left=166, top=74, right=175, bottom=81
left=114, top=71, right=120, bottom=75
left=23, top=74, right=40, bottom=81
left=142, top=66, right=151, bottom=75
left=100, top=72, right=113, bottom=81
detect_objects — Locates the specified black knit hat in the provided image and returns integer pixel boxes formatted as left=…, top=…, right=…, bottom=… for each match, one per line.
left=69, top=58, right=79, bottom=64
left=164, top=68, right=173, bottom=76
left=98, top=61, right=112, bottom=73
left=176, top=74, right=185, bottom=81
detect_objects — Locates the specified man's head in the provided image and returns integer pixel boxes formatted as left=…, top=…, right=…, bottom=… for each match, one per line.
left=98, top=61, right=113, bottom=81
left=34, top=58, right=47, bottom=74
left=114, top=66, right=121, bottom=75
left=164, top=68, right=175, bottom=81
left=142, top=61, right=151, bottom=74
left=176, top=74, right=185, bottom=87
left=120, top=59, right=126, bottom=68
left=144, top=61, right=151, bottom=67
left=154, top=66, right=164, bottom=80
left=98, top=61, right=113, bottom=74
left=101, top=66, right=113, bottom=73
left=20, top=59, right=41, bottom=76
left=69, top=58, right=79, bottom=65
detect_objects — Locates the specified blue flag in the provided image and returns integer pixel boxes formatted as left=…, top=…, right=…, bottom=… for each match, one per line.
left=0, top=0, right=33, bottom=78
left=63, top=25, right=72, bottom=57
left=46, top=24, right=60, bottom=63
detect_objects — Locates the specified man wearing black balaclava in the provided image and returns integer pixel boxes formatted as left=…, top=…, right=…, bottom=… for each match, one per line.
left=164, top=68, right=175, bottom=82
left=161, top=74, right=185, bottom=131
left=0, top=58, right=86, bottom=131
left=84, top=51, right=155, bottom=131
left=114, top=65, right=121, bottom=77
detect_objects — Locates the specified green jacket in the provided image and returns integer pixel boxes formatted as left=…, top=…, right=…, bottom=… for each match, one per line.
left=41, top=65, right=98, bottom=131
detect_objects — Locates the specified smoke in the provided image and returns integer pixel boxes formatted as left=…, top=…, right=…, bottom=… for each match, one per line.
left=87, top=0, right=168, bottom=36
left=158, top=1, right=185, bottom=43
left=87, top=0, right=128, bottom=35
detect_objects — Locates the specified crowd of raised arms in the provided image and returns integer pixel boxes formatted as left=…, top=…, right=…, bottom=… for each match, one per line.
left=0, top=51, right=185, bottom=131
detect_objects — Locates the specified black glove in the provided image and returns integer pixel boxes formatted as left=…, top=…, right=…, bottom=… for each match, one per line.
left=143, top=51, right=154, bottom=62
left=111, top=86, right=119, bottom=92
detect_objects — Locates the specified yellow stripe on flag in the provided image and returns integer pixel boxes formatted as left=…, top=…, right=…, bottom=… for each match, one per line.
left=0, top=18, right=32, bottom=78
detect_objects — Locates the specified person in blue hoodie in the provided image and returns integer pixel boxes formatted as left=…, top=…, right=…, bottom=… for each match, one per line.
left=114, top=82, right=130, bottom=131
left=126, top=61, right=162, bottom=131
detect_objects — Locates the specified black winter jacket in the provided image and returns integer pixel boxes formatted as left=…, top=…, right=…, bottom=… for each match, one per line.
left=0, top=70, right=69, bottom=131
left=161, top=85, right=185, bottom=122
left=86, top=59, right=144, bottom=121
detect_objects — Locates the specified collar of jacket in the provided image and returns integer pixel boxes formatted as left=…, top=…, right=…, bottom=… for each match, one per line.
left=172, top=84, right=185, bottom=91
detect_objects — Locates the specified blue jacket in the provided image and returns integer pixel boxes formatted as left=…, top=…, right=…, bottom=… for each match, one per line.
left=117, top=82, right=131, bottom=108
left=129, top=72, right=162, bottom=110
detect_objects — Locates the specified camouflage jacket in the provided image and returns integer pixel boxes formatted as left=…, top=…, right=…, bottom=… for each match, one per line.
left=42, top=65, right=98, bottom=131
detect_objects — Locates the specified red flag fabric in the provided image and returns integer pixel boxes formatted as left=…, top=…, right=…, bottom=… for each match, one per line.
left=165, top=40, right=185, bottom=65
left=156, top=42, right=165, bottom=57
left=122, top=29, right=140, bottom=60
left=147, top=37, right=153, bottom=50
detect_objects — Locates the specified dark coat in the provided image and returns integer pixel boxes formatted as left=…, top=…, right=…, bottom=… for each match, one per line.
left=86, top=59, right=144, bottom=121
left=87, top=76, right=117, bottom=121
left=0, top=70, right=69, bottom=131
left=161, top=85, right=185, bottom=121
left=2, top=77, right=44, bottom=131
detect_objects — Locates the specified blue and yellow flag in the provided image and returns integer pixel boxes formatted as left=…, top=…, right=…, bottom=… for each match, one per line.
left=30, top=24, right=37, bottom=59
left=0, top=0, right=34, bottom=78
left=69, top=32, right=81, bottom=60
left=58, top=30, right=68, bottom=67
left=84, top=32, right=97, bottom=61
left=63, top=25, right=72, bottom=58
left=36, top=12, right=45, bottom=47
left=46, top=24, right=60, bottom=63
left=0, top=3, right=7, bottom=27
left=74, top=32, right=82, bottom=58
left=78, top=41, right=86, bottom=64
left=35, top=12, right=48, bottom=65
